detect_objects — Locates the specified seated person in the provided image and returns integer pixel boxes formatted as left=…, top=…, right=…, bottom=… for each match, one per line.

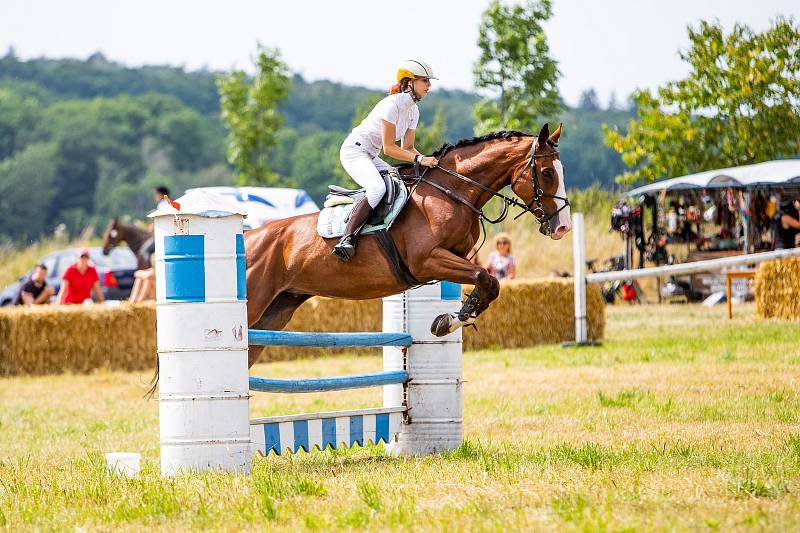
left=15, top=263, right=54, bottom=305
left=56, top=248, right=105, bottom=305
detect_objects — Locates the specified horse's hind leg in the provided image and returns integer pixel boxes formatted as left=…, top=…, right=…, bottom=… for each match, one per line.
left=414, top=247, right=500, bottom=336
left=248, top=291, right=312, bottom=367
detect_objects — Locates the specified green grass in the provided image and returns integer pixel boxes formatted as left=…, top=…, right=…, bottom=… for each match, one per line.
left=2, top=303, right=800, bottom=531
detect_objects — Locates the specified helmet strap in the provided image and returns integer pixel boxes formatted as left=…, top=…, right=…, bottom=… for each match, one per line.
left=404, top=79, right=421, bottom=102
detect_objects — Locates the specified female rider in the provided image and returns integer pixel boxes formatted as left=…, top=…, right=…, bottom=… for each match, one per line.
left=333, top=59, right=440, bottom=261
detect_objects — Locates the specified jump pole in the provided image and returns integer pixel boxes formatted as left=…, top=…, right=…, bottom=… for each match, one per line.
left=152, top=191, right=463, bottom=475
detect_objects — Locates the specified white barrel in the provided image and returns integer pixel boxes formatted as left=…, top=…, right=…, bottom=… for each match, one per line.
left=383, top=282, right=463, bottom=455
left=152, top=193, right=251, bottom=475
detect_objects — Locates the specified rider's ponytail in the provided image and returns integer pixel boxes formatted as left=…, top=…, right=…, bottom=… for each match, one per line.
left=389, top=78, right=413, bottom=95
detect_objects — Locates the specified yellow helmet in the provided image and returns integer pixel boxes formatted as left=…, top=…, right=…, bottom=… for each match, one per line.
left=396, top=59, right=438, bottom=82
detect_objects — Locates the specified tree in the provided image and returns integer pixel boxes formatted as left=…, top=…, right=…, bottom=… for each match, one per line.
left=578, top=88, right=600, bottom=111
left=473, top=0, right=561, bottom=134
left=0, top=143, right=59, bottom=242
left=217, top=45, right=291, bottom=185
left=415, top=106, right=448, bottom=155
left=604, top=17, right=800, bottom=185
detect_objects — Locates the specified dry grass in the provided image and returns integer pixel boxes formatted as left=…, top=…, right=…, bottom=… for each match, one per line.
left=2, top=303, right=799, bottom=530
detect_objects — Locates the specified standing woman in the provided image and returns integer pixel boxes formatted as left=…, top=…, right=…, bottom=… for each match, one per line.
left=334, top=60, right=440, bottom=261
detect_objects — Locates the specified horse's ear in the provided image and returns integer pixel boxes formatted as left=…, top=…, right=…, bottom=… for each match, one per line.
left=549, top=123, right=563, bottom=144
left=111, top=217, right=118, bottom=225
left=537, top=123, right=550, bottom=146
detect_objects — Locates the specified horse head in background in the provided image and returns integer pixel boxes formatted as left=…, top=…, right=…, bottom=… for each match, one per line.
left=101, top=218, right=155, bottom=271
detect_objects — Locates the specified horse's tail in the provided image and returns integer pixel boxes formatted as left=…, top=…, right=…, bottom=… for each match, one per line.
left=145, top=356, right=159, bottom=399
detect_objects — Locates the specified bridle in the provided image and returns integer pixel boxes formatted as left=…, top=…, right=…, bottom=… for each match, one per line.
left=410, top=137, right=570, bottom=236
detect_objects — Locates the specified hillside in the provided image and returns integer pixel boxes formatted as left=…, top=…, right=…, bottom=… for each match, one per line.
left=0, top=53, right=632, bottom=243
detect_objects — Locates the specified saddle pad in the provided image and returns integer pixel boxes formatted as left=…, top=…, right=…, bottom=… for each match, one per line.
left=317, top=185, right=408, bottom=239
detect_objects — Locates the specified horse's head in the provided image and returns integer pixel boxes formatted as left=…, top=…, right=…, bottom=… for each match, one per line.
left=102, top=218, right=122, bottom=255
left=511, top=123, right=571, bottom=240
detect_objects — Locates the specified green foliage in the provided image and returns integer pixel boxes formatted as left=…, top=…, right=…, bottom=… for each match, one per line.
left=0, top=143, right=59, bottom=242
left=605, top=17, right=800, bottom=185
left=415, top=106, right=448, bottom=156
left=0, top=87, right=42, bottom=160
left=217, top=45, right=291, bottom=185
left=473, top=0, right=561, bottom=133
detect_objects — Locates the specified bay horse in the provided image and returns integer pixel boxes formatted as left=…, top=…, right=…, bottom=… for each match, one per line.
left=101, top=218, right=155, bottom=270
left=244, top=124, right=571, bottom=367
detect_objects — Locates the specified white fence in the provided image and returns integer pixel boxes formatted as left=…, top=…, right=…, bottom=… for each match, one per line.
left=571, top=212, right=800, bottom=345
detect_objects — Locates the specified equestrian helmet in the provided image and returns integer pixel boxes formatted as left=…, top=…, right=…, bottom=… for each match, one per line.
left=396, top=59, right=438, bottom=81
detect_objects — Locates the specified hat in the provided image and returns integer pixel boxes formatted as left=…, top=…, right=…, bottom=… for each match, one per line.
left=79, top=247, right=91, bottom=257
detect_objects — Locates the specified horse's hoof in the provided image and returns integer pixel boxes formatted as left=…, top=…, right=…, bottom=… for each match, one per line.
left=430, top=313, right=453, bottom=337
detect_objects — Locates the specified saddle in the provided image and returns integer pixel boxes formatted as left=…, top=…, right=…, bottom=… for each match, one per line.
left=317, top=169, right=409, bottom=239
left=325, top=168, right=400, bottom=225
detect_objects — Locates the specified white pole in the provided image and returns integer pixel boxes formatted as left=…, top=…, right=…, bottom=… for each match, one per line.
left=383, top=282, right=463, bottom=455
left=571, top=213, right=588, bottom=344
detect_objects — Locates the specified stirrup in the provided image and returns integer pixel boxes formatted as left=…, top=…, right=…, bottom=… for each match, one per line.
left=332, top=238, right=356, bottom=261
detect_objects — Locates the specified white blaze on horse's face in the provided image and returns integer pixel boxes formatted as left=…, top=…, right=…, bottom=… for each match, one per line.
left=550, top=159, right=572, bottom=240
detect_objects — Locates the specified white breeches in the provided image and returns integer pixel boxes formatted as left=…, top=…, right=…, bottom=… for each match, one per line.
left=340, top=144, right=391, bottom=208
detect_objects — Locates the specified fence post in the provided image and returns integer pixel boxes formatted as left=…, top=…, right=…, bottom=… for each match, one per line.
left=563, top=212, right=598, bottom=347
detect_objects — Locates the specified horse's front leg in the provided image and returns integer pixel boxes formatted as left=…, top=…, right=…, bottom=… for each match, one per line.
left=415, top=247, right=500, bottom=336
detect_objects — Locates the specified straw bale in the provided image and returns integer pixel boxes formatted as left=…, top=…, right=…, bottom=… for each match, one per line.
left=754, top=257, right=800, bottom=320
left=0, top=280, right=604, bottom=374
left=0, top=303, right=155, bottom=376
left=462, top=278, right=605, bottom=350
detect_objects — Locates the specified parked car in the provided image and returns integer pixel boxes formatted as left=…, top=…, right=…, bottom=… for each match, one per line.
left=0, top=247, right=138, bottom=306
left=185, top=186, right=319, bottom=230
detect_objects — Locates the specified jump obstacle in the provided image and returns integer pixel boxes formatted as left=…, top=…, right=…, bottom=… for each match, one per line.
left=151, top=191, right=463, bottom=475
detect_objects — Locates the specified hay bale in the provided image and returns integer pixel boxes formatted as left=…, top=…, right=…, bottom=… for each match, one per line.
left=0, top=280, right=605, bottom=374
left=462, top=278, right=605, bottom=350
left=755, top=258, right=800, bottom=320
left=0, top=303, right=155, bottom=376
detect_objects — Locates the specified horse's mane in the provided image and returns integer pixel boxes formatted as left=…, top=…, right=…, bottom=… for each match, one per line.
left=431, top=130, right=530, bottom=159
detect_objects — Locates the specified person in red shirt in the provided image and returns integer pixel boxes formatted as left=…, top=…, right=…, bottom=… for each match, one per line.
left=56, top=248, right=105, bottom=305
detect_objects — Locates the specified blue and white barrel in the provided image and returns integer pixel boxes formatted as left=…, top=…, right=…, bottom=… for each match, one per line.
left=383, top=282, right=463, bottom=455
left=151, top=192, right=250, bottom=475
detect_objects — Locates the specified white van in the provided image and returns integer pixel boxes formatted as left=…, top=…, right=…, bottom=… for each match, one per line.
left=186, top=186, right=320, bottom=230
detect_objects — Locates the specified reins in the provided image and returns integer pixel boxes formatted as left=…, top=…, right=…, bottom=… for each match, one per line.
left=404, top=138, right=570, bottom=257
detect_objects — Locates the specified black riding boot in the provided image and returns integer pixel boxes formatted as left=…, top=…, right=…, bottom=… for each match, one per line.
left=332, top=197, right=373, bottom=261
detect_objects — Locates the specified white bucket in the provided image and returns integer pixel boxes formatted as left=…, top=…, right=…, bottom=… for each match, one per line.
left=105, top=452, right=141, bottom=477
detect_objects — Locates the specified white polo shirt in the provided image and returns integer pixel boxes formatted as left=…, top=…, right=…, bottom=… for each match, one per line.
left=346, top=92, right=420, bottom=157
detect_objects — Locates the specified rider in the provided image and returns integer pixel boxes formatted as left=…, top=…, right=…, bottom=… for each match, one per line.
left=333, top=59, right=440, bottom=261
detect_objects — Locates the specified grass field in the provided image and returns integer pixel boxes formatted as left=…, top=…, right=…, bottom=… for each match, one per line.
left=2, top=303, right=799, bottom=531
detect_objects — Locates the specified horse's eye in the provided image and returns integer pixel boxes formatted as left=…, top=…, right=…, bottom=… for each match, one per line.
left=542, top=168, right=554, bottom=178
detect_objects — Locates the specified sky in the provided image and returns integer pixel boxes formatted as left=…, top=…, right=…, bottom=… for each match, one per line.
left=1, top=0, right=797, bottom=106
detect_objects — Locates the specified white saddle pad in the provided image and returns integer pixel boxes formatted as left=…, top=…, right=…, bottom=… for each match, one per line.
left=317, top=186, right=409, bottom=239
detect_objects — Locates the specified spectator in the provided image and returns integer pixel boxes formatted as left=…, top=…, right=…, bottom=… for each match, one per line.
left=56, top=248, right=105, bottom=305
left=483, top=232, right=516, bottom=280
left=776, top=197, right=800, bottom=250
left=154, top=186, right=171, bottom=210
left=15, top=264, right=55, bottom=305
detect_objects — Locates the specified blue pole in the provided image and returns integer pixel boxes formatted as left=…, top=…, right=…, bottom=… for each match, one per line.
left=247, top=330, right=413, bottom=347
left=249, top=370, right=409, bottom=393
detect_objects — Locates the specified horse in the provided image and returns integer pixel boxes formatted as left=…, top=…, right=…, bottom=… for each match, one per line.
left=101, top=218, right=155, bottom=271
left=243, top=123, right=572, bottom=367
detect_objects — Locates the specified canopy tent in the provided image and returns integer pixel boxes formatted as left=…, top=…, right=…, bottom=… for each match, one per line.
left=626, top=159, right=800, bottom=196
